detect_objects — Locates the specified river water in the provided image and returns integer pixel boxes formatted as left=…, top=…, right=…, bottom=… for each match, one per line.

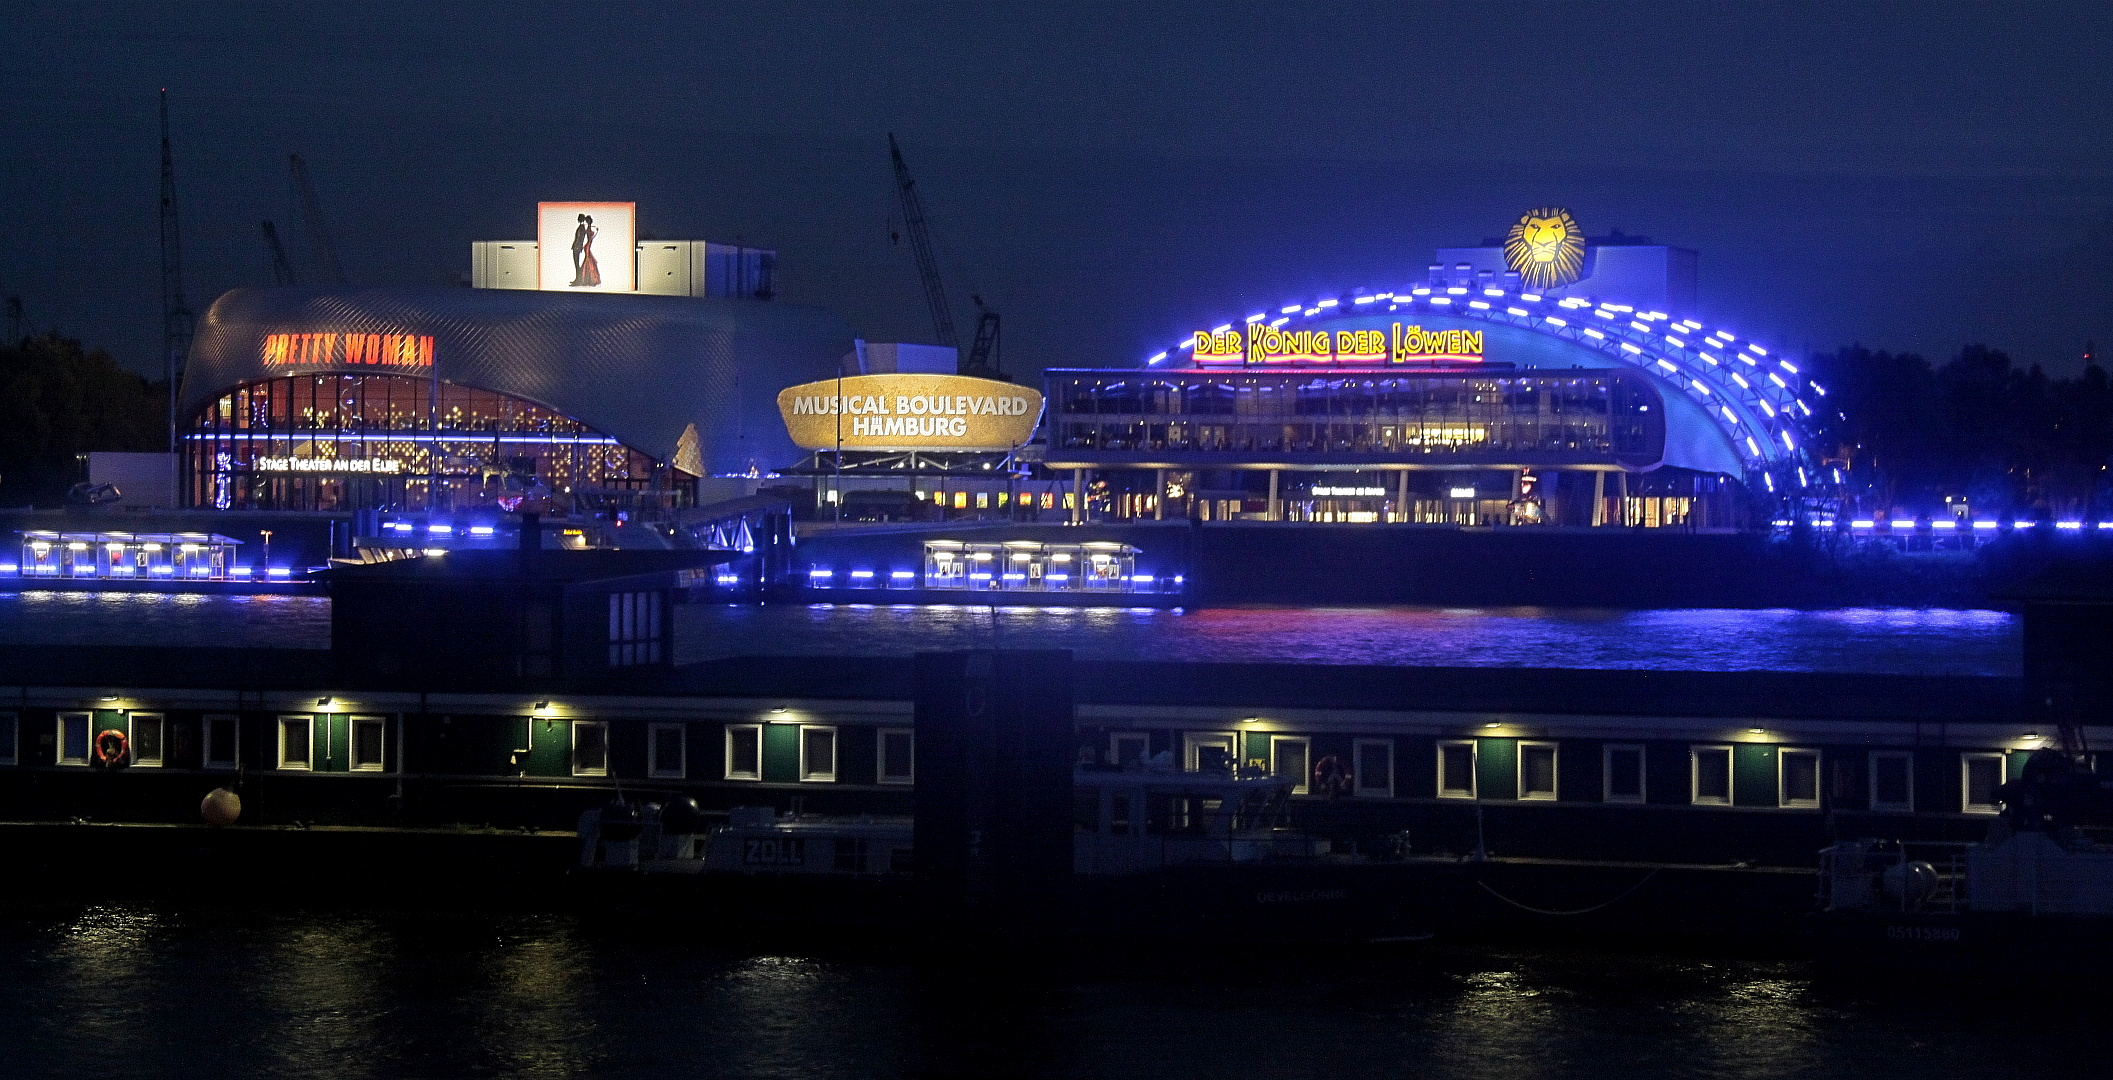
left=0, top=901, right=2100, bottom=1080
left=0, top=591, right=2018, bottom=675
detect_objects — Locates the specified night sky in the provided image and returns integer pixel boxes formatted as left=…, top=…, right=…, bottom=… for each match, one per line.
left=7, top=2, right=2113, bottom=381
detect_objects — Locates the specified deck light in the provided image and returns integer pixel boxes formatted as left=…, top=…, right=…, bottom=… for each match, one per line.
left=1483, top=722, right=1501, bottom=729
left=317, top=697, right=333, bottom=707
left=1242, top=716, right=1261, bottom=723
left=2022, top=732, right=2042, bottom=741
left=1748, top=728, right=1766, bottom=735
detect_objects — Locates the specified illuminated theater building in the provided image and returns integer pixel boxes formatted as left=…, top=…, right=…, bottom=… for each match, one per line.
left=177, top=203, right=853, bottom=514
left=1045, top=211, right=1824, bottom=528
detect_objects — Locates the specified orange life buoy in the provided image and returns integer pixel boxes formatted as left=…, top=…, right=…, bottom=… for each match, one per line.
left=94, top=728, right=130, bottom=768
left=1313, top=754, right=1352, bottom=798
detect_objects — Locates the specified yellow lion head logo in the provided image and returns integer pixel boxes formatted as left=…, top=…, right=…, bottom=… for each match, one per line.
left=1503, top=207, right=1585, bottom=290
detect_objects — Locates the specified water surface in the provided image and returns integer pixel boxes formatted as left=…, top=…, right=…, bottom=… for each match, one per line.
left=0, top=592, right=2018, bottom=675
left=0, top=902, right=2097, bottom=1080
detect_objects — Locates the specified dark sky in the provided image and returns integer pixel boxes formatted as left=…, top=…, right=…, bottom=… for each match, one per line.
left=8, top=2, right=2113, bottom=381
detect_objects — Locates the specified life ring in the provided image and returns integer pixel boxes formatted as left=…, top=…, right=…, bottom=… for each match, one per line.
left=1313, top=755, right=1353, bottom=798
left=94, top=728, right=130, bottom=768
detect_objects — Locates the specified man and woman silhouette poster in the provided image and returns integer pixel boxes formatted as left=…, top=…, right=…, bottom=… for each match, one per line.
left=535, top=202, right=634, bottom=292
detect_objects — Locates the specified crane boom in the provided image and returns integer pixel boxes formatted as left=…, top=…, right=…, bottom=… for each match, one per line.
left=288, top=154, right=347, bottom=286
left=260, top=221, right=298, bottom=286
left=887, top=133, right=959, bottom=350
left=158, top=89, right=195, bottom=461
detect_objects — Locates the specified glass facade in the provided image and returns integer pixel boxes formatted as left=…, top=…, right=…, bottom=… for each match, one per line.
left=1045, top=370, right=1658, bottom=464
left=183, top=375, right=685, bottom=512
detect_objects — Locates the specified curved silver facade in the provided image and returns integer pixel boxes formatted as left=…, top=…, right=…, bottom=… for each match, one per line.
left=182, top=286, right=856, bottom=477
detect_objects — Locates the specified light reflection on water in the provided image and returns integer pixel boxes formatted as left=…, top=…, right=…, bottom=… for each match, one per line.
left=0, top=590, right=331, bottom=650
left=4, top=904, right=2102, bottom=1080
left=677, top=603, right=2021, bottom=676
left=0, top=592, right=2020, bottom=676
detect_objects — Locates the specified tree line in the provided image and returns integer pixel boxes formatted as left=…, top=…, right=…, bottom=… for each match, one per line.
left=0, top=334, right=166, bottom=507
left=1806, top=344, right=2113, bottom=520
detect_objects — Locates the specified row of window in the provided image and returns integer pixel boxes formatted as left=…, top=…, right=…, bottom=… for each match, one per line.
left=0, top=715, right=915, bottom=786
left=1140, top=733, right=2016, bottom=814
left=0, top=712, right=2014, bottom=811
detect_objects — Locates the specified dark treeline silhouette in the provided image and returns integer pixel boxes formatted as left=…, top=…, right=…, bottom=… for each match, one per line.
left=1808, top=344, right=2113, bottom=521
left=0, top=334, right=166, bottom=507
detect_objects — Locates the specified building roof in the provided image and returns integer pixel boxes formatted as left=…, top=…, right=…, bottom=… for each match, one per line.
left=182, top=286, right=856, bottom=476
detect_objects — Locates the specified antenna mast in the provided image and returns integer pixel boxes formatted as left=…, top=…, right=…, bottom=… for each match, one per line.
left=888, top=133, right=959, bottom=350
left=159, top=89, right=195, bottom=469
left=289, top=154, right=346, bottom=286
left=261, top=221, right=298, bottom=286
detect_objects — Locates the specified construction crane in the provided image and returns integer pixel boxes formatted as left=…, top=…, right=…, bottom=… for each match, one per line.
left=886, top=133, right=1004, bottom=379
left=288, top=153, right=346, bottom=286
left=260, top=221, right=298, bottom=286
left=158, top=89, right=195, bottom=461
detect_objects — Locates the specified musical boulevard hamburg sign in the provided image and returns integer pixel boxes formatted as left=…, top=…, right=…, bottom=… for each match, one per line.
left=1192, top=322, right=1484, bottom=366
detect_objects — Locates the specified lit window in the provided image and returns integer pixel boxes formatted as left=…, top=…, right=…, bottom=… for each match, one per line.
left=1779, top=748, right=1821, bottom=809
left=129, top=713, right=165, bottom=768
left=571, top=721, right=609, bottom=777
left=351, top=716, right=387, bottom=772
left=1690, top=745, right=1731, bottom=806
left=800, top=726, right=837, bottom=782
left=1437, top=740, right=1476, bottom=798
left=204, top=715, right=239, bottom=770
left=1519, top=741, right=1558, bottom=800
left=1271, top=736, right=1311, bottom=795
left=648, top=722, right=685, bottom=779
left=0, top=711, right=16, bottom=766
left=1961, top=753, right=2004, bottom=815
left=1870, top=751, right=1913, bottom=812
left=1603, top=744, right=1645, bottom=804
left=278, top=716, right=313, bottom=771
left=878, top=728, right=914, bottom=784
left=58, top=712, right=91, bottom=766
left=1353, top=738, right=1393, bottom=798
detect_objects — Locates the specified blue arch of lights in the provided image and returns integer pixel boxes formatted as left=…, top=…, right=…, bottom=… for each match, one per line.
left=1148, top=283, right=1826, bottom=493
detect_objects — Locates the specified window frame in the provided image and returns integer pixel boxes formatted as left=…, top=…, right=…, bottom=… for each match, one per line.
left=1352, top=738, right=1394, bottom=798
left=1602, top=743, right=1646, bottom=804
left=571, top=720, right=610, bottom=777
left=607, top=590, right=664, bottom=667
left=799, top=725, right=838, bottom=783
left=1518, top=740, right=1559, bottom=801
left=57, top=712, right=91, bottom=767
left=724, top=723, right=762, bottom=781
left=647, top=722, right=686, bottom=780
left=1778, top=747, right=1822, bottom=809
left=1270, top=735, right=1311, bottom=795
left=878, top=727, right=915, bottom=785
left=1690, top=744, right=1733, bottom=806
left=1108, top=732, right=1150, bottom=767
left=1182, top=731, right=1236, bottom=773
left=203, top=714, right=239, bottom=770
left=349, top=715, right=388, bottom=773
left=125, top=712, right=165, bottom=768
left=1960, top=752, right=2005, bottom=815
left=1870, top=750, right=1915, bottom=813
left=0, top=710, right=15, bottom=766
left=1437, top=739, right=1478, bottom=799
left=277, top=715, right=314, bottom=771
